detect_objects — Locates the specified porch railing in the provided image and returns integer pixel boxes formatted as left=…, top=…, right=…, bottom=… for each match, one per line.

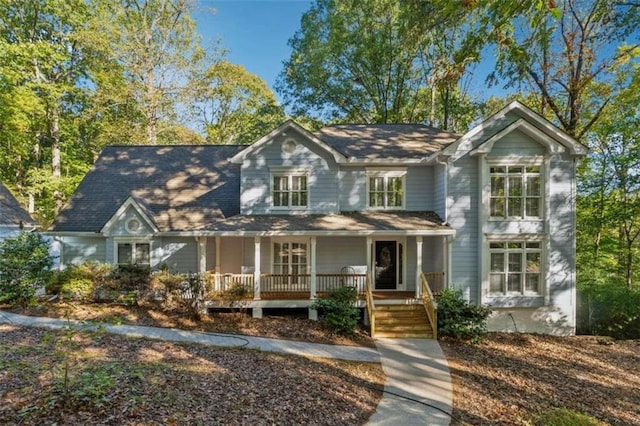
left=206, top=272, right=367, bottom=299
left=420, top=272, right=438, bottom=339
left=422, top=271, right=446, bottom=294
left=365, top=274, right=375, bottom=338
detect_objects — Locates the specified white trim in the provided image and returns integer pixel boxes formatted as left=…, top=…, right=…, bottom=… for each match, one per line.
left=254, top=236, right=261, bottom=300
left=470, top=119, right=566, bottom=156
left=481, top=234, right=548, bottom=303
left=438, top=101, right=588, bottom=159
left=269, top=170, right=309, bottom=210
left=113, top=238, right=152, bottom=267
left=155, top=229, right=458, bottom=237
left=366, top=169, right=407, bottom=211
left=100, top=197, right=158, bottom=234
left=415, top=236, right=423, bottom=298
left=372, top=238, right=405, bottom=291
left=310, top=236, right=317, bottom=300
left=229, top=120, right=347, bottom=164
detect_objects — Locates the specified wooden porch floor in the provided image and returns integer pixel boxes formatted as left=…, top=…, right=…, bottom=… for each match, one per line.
left=254, top=291, right=416, bottom=301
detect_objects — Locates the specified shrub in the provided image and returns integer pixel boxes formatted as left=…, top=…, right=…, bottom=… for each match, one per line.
left=311, top=286, right=359, bottom=335
left=217, top=281, right=251, bottom=313
left=436, top=288, right=492, bottom=343
left=47, top=262, right=113, bottom=301
left=578, top=283, right=640, bottom=339
left=0, top=232, right=54, bottom=307
left=107, top=264, right=150, bottom=292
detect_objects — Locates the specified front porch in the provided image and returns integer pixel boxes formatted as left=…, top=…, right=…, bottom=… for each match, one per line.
left=204, top=271, right=445, bottom=302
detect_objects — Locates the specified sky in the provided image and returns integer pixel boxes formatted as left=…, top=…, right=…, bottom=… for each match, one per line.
left=193, top=0, right=313, bottom=104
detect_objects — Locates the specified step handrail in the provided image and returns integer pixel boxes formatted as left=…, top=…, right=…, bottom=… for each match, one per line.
left=365, top=273, right=375, bottom=338
left=420, top=272, right=438, bottom=339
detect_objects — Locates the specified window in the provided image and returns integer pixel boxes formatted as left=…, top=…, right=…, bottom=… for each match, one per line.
left=117, top=242, right=150, bottom=266
left=490, top=166, right=541, bottom=218
left=273, top=241, right=308, bottom=288
left=368, top=171, right=405, bottom=209
left=489, top=241, right=542, bottom=296
left=272, top=173, right=307, bottom=208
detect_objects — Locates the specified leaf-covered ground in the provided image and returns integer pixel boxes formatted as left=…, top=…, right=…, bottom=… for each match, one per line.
left=441, top=333, right=640, bottom=425
left=7, top=299, right=374, bottom=347
left=0, top=324, right=384, bottom=425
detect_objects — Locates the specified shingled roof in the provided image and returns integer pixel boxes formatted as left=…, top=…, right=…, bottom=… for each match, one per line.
left=0, top=181, right=34, bottom=228
left=315, top=124, right=460, bottom=160
left=50, top=145, right=245, bottom=232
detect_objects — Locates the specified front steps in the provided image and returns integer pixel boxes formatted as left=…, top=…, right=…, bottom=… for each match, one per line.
left=374, top=304, right=435, bottom=338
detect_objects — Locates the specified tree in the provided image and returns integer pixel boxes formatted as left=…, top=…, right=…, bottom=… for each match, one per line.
left=0, top=232, right=54, bottom=307
left=0, top=0, right=96, bottom=216
left=191, top=61, right=286, bottom=144
left=277, top=0, right=476, bottom=130
left=437, top=0, right=640, bottom=138
left=95, top=0, right=207, bottom=145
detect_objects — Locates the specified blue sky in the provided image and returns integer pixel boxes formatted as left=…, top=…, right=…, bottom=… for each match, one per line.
left=194, top=0, right=312, bottom=103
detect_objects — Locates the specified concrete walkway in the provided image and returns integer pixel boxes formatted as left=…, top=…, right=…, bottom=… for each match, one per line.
left=0, top=310, right=453, bottom=425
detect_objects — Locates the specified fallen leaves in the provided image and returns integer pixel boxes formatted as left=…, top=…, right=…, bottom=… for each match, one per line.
left=441, top=333, right=640, bottom=425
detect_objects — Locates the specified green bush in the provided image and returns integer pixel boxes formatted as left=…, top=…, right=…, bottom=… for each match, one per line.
left=47, top=262, right=113, bottom=300
left=311, top=286, right=359, bottom=335
left=60, top=278, right=95, bottom=301
left=107, top=264, right=150, bottom=292
left=580, top=284, right=640, bottom=339
left=0, top=232, right=54, bottom=307
left=534, top=408, right=600, bottom=426
left=436, top=288, right=492, bottom=343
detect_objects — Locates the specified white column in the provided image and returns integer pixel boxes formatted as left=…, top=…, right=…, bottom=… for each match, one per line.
left=416, top=236, right=423, bottom=298
left=215, top=236, right=221, bottom=291
left=446, top=235, right=453, bottom=290
left=197, top=237, right=207, bottom=274
left=366, top=237, right=373, bottom=288
left=310, top=236, right=317, bottom=299
left=253, top=236, right=261, bottom=300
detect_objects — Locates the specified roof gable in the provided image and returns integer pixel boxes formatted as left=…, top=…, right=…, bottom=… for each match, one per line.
left=0, top=181, right=34, bottom=228
left=229, top=120, right=347, bottom=164
left=437, top=101, right=588, bottom=160
left=50, top=145, right=245, bottom=233
left=101, top=196, right=159, bottom=234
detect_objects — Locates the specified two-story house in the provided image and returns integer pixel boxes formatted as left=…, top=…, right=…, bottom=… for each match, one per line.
left=49, top=101, right=587, bottom=336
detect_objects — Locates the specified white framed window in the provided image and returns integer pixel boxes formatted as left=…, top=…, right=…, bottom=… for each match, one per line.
left=489, top=241, right=542, bottom=296
left=367, top=170, right=405, bottom=210
left=490, top=165, right=542, bottom=219
left=273, top=241, right=308, bottom=275
left=271, top=171, right=308, bottom=209
left=116, top=241, right=150, bottom=266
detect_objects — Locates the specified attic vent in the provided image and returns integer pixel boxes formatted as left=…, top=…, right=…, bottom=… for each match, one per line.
left=126, top=218, right=142, bottom=233
left=282, top=138, right=297, bottom=154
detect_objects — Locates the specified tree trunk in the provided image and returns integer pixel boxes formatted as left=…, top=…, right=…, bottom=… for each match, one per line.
left=51, top=107, right=63, bottom=214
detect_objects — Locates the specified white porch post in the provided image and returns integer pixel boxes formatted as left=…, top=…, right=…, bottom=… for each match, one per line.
left=416, top=236, right=423, bottom=298
left=445, top=235, right=452, bottom=290
left=366, top=236, right=373, bottom=288
left=253, top=236, right=261, bottom=301
left=309, top=236, right=318, bottom=320
left=310, top=236, right=317, bottom=299
left=197, top=237, right=207, bottom=274
left=215, top=236, right=221, bottom=291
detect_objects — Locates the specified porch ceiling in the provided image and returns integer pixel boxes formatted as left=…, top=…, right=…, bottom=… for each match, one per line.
left=195, top=211, right=454, bottom=236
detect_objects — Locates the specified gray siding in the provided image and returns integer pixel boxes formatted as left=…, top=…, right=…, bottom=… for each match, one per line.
left=219, top=237, right=243, bottom=273
left=62, top=237, right=107, bottom=266
left=339, top=168, right=366, bottom=211
left=316, top=237, right=367, bottom=273
left=547, top=154, right=576, bottom=312
left=487, top=129, right=546, bottom=157
left=240, top=129, right=339, bottom=214
left=405, top=166, right=433, bottom=210
left=105, top=207, right=153, bottom=236
left=433, top=163, right=447, bottom=220
left=157, top=237, right=197, bottom=273
left=448, top=154, right=479, bottom=303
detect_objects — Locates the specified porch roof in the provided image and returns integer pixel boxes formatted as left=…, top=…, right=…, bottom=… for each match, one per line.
left=193, top=211, right=454, bottom=236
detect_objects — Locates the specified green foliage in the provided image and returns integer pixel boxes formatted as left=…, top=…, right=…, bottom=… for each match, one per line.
left=0, top=232, right=54, bottom=307
left=107, top=264, right=151, bottom=292
left=533, top=408, right=600, bottom=426
left=311, top=286, right=359, bottom=335
left=277, top=0, right=476, bottom=130
left=578, top=283, right=640, bottom=339
left=47, top=261, right=112, bottom=299
left=436, top=288, right=492, bottom=343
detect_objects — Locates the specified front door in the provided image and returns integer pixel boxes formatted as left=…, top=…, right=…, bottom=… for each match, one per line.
left=374, top=241, right=397, bottom=290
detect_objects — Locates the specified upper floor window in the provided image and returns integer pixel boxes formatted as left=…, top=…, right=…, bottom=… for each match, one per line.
left=272, top=173, right=308, bottom=208
left=117, top=241, right=150, bottom=266
left=490, top=165, right=541, bottom=218
left=489, top=241, right=542, bottom=296
left=367, top=170, right=405, bottom=210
